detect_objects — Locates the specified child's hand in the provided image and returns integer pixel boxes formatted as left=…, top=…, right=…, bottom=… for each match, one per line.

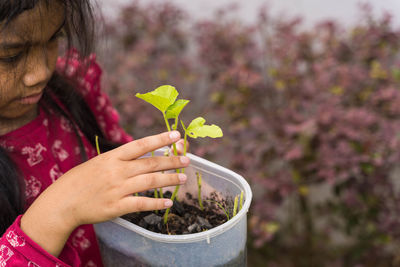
left=21, top=131, right=189, bottom=256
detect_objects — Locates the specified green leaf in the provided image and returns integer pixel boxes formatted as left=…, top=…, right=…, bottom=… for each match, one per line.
left=135, top=85, right=179, bottom=113
left=166, top=99, right=190, bottom=120
left=186, top=117, right=223, bottom=139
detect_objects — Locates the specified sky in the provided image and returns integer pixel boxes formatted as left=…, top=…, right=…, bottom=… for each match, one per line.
left=98, top=0, right=400, bottom=27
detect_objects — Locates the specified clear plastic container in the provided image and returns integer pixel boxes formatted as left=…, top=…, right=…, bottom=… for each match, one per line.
left=94, top=150, right=252, bottom=267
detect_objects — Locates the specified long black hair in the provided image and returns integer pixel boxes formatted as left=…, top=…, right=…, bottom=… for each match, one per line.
left=0, top=0, right=118, bottom=235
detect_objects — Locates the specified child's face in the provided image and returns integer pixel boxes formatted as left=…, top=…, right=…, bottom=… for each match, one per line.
left=0, top=1, right=64, bottom=129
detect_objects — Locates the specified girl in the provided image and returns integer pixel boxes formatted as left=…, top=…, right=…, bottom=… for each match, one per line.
left=0, top=0, right=189, bottom=266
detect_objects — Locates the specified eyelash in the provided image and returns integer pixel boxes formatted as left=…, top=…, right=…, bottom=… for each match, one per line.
left=0, top=29, right=65, bottom=64
left=0, top=53, right=23, bottom=64
left=50, top=30, right=66, bottom=42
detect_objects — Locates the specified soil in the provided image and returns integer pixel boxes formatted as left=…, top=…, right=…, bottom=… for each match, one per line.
left=122, top=190, right=230, bottom=235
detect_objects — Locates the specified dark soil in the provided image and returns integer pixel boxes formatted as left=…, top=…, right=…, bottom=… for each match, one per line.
left=122, top=191, right=229, bottom=235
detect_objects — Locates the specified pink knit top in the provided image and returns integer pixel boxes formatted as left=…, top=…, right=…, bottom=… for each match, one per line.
left=0, top=50, right=132, bottom=267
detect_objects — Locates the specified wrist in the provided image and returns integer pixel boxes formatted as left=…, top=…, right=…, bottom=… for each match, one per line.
left=21, top=193, right=77, bottom=257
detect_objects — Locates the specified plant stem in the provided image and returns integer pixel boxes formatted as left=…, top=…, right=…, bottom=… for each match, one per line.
left=174, top=118, right=178, bottom=131
left=159, top=188, right=163, bottom=198
left=163, top=130, right=188, bottom=224
left=207, top=200, right=230, bottom=221
left=163, top=113, right=178, bottom=156
left=233, top=195, right=239, bottom=217
left=196, top=172, right=203, bottom=210
left=239, top=191, right=244, bottom=211
left=154, top=189, right=159, bottom=214
left=95, top=135, right=101, bottom=155
left=183, top=132, right=187, bottom=156
left=163, top=113, right=172, bottom=131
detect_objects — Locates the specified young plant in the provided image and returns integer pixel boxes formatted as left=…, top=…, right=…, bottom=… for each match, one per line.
left=196, top=172, right=203, bottom=211
left=232, top=191, right=245, bottom=218
left=136, top=85, right=188, bottom=208
left=209, top=191, right=244, bottom=221
left=239, top=190, right=244, bottom=211
left=163, top=118, right=223, bottom=223
left=232, top=195, right=239, bottom=218
left=162, top=117, right=223, bottom=223
left=206, top=191, right=244, bottom=222
left=206, top=199, right=231, bottom=221
left=136, top=85, right=189, bottom=155
left=136, top=85, right=224, bottom=225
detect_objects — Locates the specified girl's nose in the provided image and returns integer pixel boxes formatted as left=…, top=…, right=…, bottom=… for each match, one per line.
left=22, top=47, right=51, bottom=88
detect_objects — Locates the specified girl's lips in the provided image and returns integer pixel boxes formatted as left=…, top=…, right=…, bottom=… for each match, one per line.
left=18, top=92, right=44, bottom=105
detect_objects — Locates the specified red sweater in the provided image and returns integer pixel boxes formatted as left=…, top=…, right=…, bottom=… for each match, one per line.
left=0, top=50, right=132, bottom=267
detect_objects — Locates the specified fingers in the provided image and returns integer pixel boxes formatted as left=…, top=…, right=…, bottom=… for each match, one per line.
left=124, top=155, right=190, bottom=176
left=122, top=172, right=187, bottom=195
left=117, top=131, right=181, bottom=161
left=119, top=196, right=173, bottom=214
left=171, top=139, right=189, bottom=155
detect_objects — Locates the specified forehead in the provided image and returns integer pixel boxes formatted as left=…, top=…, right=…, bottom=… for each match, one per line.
left=0, top=1, right=64, bottom=44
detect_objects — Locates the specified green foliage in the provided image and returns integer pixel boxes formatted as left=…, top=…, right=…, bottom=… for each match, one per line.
left=182, top=117, right=223, bottom=139
left=166, top=99, right=190, bottom=120
left=136, top=85, right=179, bottom=113
left=136, top=84, right=223, bottom=225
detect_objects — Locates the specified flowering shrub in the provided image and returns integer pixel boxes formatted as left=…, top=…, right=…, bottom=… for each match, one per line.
left=100, top=2, right=400, bottom=265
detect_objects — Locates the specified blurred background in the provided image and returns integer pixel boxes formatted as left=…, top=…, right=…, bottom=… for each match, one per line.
left=96, top=0, right=400, bottom=266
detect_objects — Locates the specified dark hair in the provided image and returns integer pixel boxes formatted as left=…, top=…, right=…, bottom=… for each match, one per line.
left=0, top=0, right=118, bottom=235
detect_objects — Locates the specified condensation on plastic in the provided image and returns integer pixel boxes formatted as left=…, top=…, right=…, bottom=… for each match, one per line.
left=94, top=149, right=252, bottom=267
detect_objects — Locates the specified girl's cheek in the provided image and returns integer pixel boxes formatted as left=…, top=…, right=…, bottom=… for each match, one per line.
left=0, top=78, right=17, bottom=113
left=0, top=70, right=20, bottom=97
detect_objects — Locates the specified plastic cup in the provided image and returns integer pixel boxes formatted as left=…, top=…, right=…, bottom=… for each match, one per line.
left=94, top=151, right=252, bottom=267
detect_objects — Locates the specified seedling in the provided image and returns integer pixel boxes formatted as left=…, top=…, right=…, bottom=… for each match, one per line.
left=135, top=85, right=223, bottom=225
left=208, top=191, right=244, bottom=221
left=239, top=190, right=244, bottom=211
left=161, top=118, right=223, bottom=223
left=232, top=191, right=243, bottom=218
left=206, top=199, right=231, bottom=221
left=232, top=191, right=244, bottom=218
left=177, top=117, right=222, bottom=210
left=232, top=195, right=239, bottom=217
left=136, top=85, right=189, bottom=155
left=196, top=172, right=203, bottom=210
left=136, top=85, right=189, bottom=202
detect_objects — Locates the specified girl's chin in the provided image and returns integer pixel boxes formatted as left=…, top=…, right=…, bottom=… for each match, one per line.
left=0, top=104, right=40, bottom=128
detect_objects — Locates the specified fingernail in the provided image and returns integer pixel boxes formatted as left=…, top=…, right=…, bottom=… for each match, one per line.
left=179, top=174, right=187, bottom=184
left=164, top=199, right=173, bottom=208
left=169, top=131, right=180, bottom=140
left=180, top=156, right=190, bottom=164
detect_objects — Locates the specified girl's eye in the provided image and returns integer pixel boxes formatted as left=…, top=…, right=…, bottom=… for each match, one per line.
left=49, top=29, right=66, bottom=42
left=0, top=53, right=23, bottom=64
